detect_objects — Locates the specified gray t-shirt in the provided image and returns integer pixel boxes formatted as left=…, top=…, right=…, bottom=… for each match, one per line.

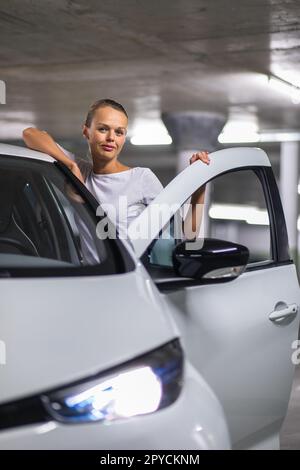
left=59, top=146, right=163, bottom=238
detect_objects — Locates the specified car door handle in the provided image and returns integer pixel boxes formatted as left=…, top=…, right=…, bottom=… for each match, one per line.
left=269, top=303, right=298, bottom=322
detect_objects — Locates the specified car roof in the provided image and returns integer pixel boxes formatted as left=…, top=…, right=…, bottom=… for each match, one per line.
left=0, top=143, right=55, bottom=163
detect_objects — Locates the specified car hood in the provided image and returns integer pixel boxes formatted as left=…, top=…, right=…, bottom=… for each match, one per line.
left=0, top=267, right=176, bottom=403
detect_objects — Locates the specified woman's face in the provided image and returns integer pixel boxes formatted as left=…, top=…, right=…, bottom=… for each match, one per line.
left=83, top=106, right=128, bottom=162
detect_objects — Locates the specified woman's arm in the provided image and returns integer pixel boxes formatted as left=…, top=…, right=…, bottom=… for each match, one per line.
left=183, top=185, right=206, bottom=239
left=183, top=151, right=210, bottom=239
left=22, top=127, right=84, bottom=183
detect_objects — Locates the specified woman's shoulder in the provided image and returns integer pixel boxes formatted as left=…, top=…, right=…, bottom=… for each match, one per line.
left=130, top=167, right=163, bottom=204
left=132, top=167, right=162, bottom=187
left=132, top=166, right=158, bottom=178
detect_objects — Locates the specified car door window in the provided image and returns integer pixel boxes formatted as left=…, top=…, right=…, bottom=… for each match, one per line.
left=0, top=155, right=127, bottom=276
left=207, top=169, right=271, bottom=264
left=146, top=168, right=272, bottom=271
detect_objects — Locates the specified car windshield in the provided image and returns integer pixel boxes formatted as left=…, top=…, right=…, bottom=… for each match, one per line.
left=0, top=155, right=120, bottom=277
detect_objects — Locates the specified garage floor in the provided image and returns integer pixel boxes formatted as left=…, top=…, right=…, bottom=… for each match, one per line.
left=280, top=365, right=300, bottom=450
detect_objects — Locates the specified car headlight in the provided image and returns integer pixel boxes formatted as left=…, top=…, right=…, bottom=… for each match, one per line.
left=41, top=340, right=183, bottom=424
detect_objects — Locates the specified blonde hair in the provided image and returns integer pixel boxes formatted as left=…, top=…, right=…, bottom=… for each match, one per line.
left=84, top=99, right=128, bottom=127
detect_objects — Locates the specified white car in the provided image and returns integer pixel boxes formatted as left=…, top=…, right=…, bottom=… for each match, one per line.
left=0, top=144, right=298, bottom=450
left=0, top=143, right=229, bottom=450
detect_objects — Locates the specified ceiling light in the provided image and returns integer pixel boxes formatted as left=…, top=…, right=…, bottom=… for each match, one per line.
left=0, top=111, right=36, bottom=140
left=267, top=74, right=300, bottom=104
left=218, top=122, right=259, bottom=143
left=219, top=130, right=300, bottom=144
left=259, top=132, right=300, bottom=142
left=209, top=204, right=269, bottom=226
left=130, top=118, right=172, bottom=145
left=218, top=108, right=259, bottom=144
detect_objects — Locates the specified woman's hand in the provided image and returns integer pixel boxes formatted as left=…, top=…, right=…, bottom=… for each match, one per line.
left=189, top=151, right=210, bottom=166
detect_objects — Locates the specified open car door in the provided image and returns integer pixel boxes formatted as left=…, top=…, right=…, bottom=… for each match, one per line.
left=128, top=147, right=300, bottom=449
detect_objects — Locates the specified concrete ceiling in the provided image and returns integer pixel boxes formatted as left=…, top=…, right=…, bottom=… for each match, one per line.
left=1, top=0, right=300, bottom=140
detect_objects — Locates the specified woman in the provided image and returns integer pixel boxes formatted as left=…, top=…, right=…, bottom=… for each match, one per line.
left=23, top=98, right=209, bottom=239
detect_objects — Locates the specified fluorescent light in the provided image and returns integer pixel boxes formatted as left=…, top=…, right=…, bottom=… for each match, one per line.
left=209, top=204, right=269, bottom=225
left=219, top=130, right=300, bottom=144
left=218, top=122, right=259, bottom=143
left=218, top=108, right=259, bottom=144
left=0, top=111, right=36, bottom=140
left=131, top=134, right=172, bottom=145
left=130, top=118, right=172, bottom=145
left=259, top=132, right=300, bottom=142
left=219, top=75, right=300, bottom=143
left=246, top=210, right=270, bottom=225
left=268, top=74, right=300, bottom=104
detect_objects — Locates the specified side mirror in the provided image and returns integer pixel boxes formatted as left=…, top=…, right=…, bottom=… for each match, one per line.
left=172, top=238, right=249, bottom=283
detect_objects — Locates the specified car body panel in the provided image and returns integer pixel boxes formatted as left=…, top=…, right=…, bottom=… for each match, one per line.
left=0, top=143, right=55, bottom=163
left=0, top=265, right=177, bottom=403
left=162, top=263, right=300, bottom=449
left=128, top=146, right=300, bottom=449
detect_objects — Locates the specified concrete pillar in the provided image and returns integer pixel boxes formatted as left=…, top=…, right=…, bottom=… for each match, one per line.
left=162, top=111, right=226, bottom=236
left=280, top=141, right=299, bottom=267
left=162, top=111, right=226, bottom=173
